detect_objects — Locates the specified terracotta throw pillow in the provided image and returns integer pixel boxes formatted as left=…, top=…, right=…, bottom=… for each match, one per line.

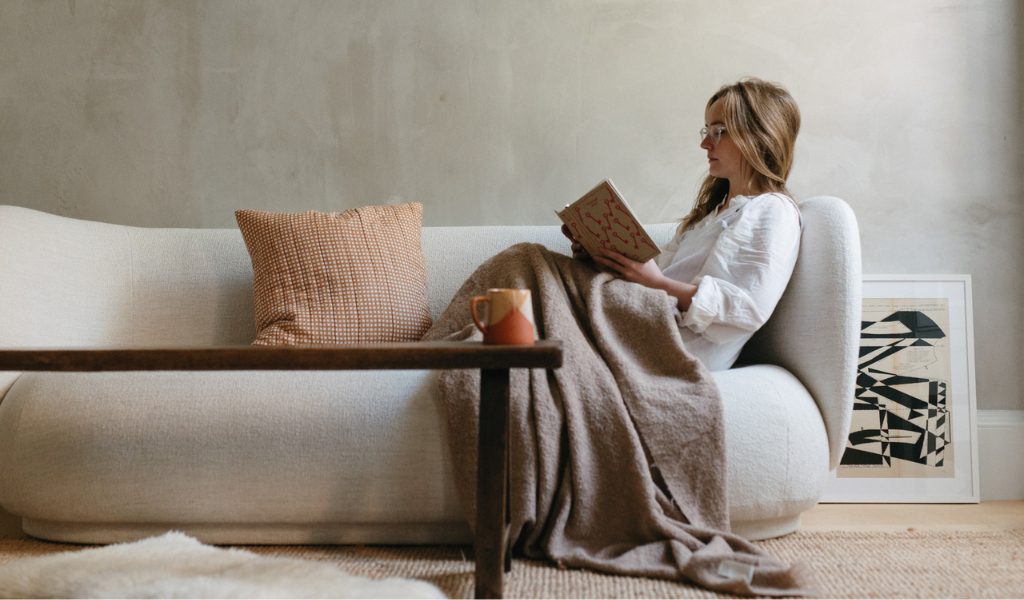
left=235, top=203, right=432, bottom=345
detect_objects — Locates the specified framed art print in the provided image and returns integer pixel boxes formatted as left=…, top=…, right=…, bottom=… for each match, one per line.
left=822, top=275, right=980, bottom=503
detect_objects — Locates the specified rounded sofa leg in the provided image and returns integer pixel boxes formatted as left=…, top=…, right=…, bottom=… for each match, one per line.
left=731, top=515, right=802, bottom=541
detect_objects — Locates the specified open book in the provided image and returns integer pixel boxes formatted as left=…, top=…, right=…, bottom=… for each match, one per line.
left=555, top=180, right=661, bottom=263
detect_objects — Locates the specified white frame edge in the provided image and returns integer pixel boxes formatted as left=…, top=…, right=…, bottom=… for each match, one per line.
left=822, top=274, right=980, bottom=503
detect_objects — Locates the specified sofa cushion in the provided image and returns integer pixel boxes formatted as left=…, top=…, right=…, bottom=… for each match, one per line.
left=235, top=204, right=431, bottom=345
left=0, top=370, right=464, bottom=530
left=712, top=365, right=829, bottom=526
left=0, top=365, right=826, bottom=543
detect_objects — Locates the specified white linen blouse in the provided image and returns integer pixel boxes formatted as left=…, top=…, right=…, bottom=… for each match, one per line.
left=656, top=192, right=802, bottom=371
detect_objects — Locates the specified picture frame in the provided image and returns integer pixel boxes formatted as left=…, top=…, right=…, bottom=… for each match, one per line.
left=822, top=274, right=980, bottom=503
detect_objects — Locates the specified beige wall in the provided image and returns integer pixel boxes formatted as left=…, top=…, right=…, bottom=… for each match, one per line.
left=0, top=0, right=1021, bottom=410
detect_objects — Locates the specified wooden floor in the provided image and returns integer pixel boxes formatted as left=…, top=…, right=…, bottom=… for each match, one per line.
left=800, top=499, right=1024, bottom=532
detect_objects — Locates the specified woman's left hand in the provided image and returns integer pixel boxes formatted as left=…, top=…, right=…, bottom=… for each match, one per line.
left=593, top=249, right=666, bottom=290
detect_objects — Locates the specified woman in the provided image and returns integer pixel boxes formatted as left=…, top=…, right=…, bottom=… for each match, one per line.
left=426, top=78, right=811, bottom=597
left=564, top=77, right=803, bottom=371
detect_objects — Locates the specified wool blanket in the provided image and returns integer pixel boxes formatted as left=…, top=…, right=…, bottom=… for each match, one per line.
left=422, top=243, right=813, bottom=597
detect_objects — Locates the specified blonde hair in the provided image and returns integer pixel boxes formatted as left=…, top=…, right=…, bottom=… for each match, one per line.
left=681, top=78, right=800, bottom=231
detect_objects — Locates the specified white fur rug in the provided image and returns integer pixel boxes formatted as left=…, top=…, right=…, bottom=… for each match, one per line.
left=0, top=531, right=447, bottom=598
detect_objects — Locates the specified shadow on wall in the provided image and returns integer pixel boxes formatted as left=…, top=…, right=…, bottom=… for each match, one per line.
left=1018, top=0, right=1024, bottom=374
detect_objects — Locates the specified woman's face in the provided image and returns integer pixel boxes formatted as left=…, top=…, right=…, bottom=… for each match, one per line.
left=701, top=98, right=749, bottom=189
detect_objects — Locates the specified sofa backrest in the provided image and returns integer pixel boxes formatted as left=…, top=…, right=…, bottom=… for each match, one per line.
left=419, top=224, right=676, bottom=320
left=0, top=207, right=672, bottom=349
left=0, top=205, right=256, bottom=349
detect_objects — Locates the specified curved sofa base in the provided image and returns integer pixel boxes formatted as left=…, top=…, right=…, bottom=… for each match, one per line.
left=24, top=515, right=802, bottom=546
left=731, top=515, right=802, bottom=541
left=2, top=367, right=829, bottom=547
left=23, top=519, right=476, bottom=546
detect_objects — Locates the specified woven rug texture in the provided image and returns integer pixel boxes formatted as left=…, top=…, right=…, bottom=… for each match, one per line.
left=0, top=530, right=1021, bottom=598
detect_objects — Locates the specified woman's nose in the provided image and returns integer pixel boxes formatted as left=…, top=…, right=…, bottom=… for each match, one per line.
left=700, top=136, right=712, bottom=150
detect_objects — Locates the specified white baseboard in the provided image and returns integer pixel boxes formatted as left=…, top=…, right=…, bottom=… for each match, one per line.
left=978, top=410, right=1024, bottom=501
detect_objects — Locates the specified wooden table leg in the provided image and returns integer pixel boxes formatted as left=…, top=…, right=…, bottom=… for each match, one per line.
left=476, top=368, right=510, bottom=599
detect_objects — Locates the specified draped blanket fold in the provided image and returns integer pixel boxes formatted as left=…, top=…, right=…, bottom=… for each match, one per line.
left=422, top=244, right=813, bottom=597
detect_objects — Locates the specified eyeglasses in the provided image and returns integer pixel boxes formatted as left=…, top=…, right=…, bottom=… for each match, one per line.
left=700, top=125, right=727, bottom=145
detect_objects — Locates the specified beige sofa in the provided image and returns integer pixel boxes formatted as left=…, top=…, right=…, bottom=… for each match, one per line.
left=0, top=199, right=860, bottom=544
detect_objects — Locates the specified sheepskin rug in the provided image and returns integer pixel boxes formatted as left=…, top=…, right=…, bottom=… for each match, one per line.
left=0, top=531, right=447, bottom=598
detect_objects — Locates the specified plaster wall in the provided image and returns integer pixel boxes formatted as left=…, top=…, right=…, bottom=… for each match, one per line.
left=0, top=0, right=1021, bottom=410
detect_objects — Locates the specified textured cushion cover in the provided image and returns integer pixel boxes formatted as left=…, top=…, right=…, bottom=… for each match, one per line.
left=235, top=204, right=431, bottom=345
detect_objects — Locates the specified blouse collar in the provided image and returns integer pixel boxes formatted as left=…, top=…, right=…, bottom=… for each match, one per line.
left=719, top=194, right=756, bottom=213
left=702, top=194, right=756, bottom=226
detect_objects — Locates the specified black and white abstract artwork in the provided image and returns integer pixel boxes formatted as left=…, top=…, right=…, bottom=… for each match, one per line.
left=839, top=298, right=955, bottom=479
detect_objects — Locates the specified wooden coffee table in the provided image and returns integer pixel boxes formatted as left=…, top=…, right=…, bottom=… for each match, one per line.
left=0, top=340, right=563, bottom=599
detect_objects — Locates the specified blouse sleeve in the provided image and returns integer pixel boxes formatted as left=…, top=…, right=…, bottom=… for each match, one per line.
left=679, top=194, right=802, bottom=344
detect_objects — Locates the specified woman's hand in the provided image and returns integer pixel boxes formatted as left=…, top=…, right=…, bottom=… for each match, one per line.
left=593, top=247, right=699, bottom=310
left=593, top=249, right=666, bottom=289
left=560, top=225, right=590, bottom=260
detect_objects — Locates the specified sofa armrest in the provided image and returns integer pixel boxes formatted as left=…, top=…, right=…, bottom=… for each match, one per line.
left=738, top=197, right=862, bottom=471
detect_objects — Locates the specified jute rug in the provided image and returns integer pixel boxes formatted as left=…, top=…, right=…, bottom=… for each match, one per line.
left=0, top=530, right=1021, bottom=598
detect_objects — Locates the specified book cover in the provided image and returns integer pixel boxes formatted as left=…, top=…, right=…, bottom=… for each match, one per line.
left=555, top=180, right=661, bottom=263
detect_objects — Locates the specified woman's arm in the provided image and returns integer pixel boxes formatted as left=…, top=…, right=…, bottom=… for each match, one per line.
left=595, top=194, right=801, bottom=331
left=592, top=250, right=699, bottom=310
left=677, top=195, right=802, bottom=342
